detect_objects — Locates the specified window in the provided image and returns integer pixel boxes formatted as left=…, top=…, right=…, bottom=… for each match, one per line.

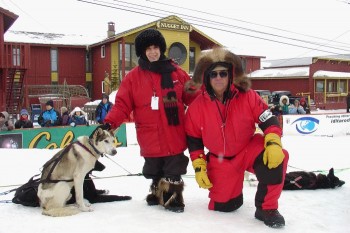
left=50, top=48, right=58, bottom=72
left=339, top=80, right=346, bottom=93
left=189, top=47, right=195, bottom=74
left=101, top=45, right=106, bottom=58
left=12, top=46, right=21, bottom=66
left=327, top=80, right=337, bottom=93
left=101, top=81, right=105, bottom=93
left=168, top=42, right=187, bottom=65
left=316, top=81, right=324, bottom=92
left=86, top=51, right=91, bottom=72
left=241, top=58, right=247, bottom=72
left=119, top=43, right=137, bottom=80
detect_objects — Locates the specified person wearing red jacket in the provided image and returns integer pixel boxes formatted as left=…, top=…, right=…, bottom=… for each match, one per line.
left=103, top=29, right=199, bottom=213
left=185, top=47, right=289, bottom=228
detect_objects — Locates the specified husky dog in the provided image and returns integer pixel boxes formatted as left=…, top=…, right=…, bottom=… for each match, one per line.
left=37, top=127, right=117, bottom=217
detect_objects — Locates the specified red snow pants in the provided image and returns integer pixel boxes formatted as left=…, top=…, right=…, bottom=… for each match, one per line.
left=207, top=134, right=289, bottom=211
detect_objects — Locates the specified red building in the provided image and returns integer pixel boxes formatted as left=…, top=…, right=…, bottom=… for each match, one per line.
left=249, top=56, right=350, bottom=109
left=2, top=30, right=93, bottom=113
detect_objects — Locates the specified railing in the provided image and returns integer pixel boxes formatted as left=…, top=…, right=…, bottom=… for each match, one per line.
left=25, top=84, right=91, bottom=111
left=0, top=42, right=30, bottom=69
left=314, top=92, right=347, bottom=109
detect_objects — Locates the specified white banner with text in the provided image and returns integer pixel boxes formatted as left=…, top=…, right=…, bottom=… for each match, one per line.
left=282, top=113, right=350, bottom=137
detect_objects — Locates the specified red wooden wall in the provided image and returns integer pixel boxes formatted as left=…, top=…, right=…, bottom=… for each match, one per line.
left=58, top=47, right=86, bottom=85
left=91, top=43, right=111, bottom=100
left=250, top=78, right=310, bottom=96
left=25, top=46, right=51, bottom=85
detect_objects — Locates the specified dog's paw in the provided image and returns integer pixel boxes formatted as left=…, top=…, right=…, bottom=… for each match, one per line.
left=83, top=199, right=91, bottom=207
left=79, top=205, right=94, bottom=212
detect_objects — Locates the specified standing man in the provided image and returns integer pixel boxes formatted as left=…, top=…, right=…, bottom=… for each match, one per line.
left=185, top=47, right=289, bottom=228
left=95, top=94, right=113, bottom=124
left=103, top=28, right=199, bottom=213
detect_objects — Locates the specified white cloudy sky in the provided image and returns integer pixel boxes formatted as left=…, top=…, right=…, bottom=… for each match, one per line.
left=2, top=0, right=350, bottom=59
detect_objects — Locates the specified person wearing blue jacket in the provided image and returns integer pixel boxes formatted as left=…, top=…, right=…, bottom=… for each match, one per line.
left=95, top=94, right=113, bottom=124
left=38, top=100, right=62, bottom=127
left=68, top=107, right=88, bottom=127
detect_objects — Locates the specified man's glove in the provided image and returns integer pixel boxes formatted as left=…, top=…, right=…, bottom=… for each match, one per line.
left=192, top=156, right=213, bottom=189
left=263, top=133, right=285, bottom=169
left=99, top=123, right=111, bottom=131
left=70, top=122, right=76, bottom=127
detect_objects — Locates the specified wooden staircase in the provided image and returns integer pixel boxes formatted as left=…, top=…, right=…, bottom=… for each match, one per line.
left=6, top=68, right=25, bottom=115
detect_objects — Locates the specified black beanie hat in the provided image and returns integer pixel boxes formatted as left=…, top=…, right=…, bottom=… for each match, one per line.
left=135, top=28, right=166, bottom=57
left=46, top=100, right=54, bottom=107
left=102, top=93, right=109, bottom=101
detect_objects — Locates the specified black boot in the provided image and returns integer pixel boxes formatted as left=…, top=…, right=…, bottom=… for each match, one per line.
left=157, top=178, right=185, bottom=213
left=255, top=208, right=285, bottom=228
left=146, top=179, right=159, bottom=206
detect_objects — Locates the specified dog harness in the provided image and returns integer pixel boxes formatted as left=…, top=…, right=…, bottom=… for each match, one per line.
left=40, top=140, right=104, bottom=184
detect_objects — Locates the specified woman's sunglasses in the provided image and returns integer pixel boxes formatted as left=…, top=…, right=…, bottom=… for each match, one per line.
left=209, top=70, right=228, bottom=79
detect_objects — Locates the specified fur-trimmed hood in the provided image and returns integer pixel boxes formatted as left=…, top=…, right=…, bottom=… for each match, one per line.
left=70, top=107, right=87, bottom=117
left=192, top=47, right=250, bottom=92
left=279, top=95, right=290, bottom=105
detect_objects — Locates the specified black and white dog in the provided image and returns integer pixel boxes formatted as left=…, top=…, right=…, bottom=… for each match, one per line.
left=283, top=168, right=345, bottom=190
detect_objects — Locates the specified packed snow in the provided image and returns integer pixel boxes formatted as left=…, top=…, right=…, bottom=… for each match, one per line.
left=0, top=123, right=349, bottom=233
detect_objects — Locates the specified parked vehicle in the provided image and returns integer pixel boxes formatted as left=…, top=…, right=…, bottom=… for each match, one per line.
left=255, top=90, right=272, bottom=105
left=271, top=91, right=292, bottom=105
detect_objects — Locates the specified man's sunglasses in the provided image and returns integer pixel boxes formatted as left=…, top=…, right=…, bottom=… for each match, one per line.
left=209, top=70, right=228, bottom=79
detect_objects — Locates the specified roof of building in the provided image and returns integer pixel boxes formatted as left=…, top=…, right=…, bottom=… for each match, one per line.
left=314, top=70, right=350, bottom=78
left=4, top=30, right=104, bottom=46
left=263, top=54, right=350, bottom=68
left=249, top=67, right=350, bottom=79
left=89, top=15, right=221, bottom=50
left=249, top=67, right=310, bottom=78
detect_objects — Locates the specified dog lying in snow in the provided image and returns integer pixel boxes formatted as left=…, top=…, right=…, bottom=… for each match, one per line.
left=283, top=168, right=345, bottom=190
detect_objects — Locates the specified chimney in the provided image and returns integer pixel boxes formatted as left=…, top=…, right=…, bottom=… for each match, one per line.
left=107, top=22, right=115, bottom=38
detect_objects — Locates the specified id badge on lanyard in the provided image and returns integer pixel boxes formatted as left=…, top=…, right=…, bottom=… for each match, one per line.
left=151, top=92, right=159, bottom=110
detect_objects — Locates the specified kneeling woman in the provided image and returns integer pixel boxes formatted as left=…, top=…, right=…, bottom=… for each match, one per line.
left=185, top=47, right=289, bottom=228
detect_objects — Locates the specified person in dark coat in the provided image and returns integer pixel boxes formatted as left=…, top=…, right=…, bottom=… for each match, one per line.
left=185, top=47, right=288, bottom=228
left=101, top=28, right=200, bottom=213
left=15, top=109, right=33, bottom=129
left=95, top=94, right=113, bottom=124
left=299, top=97, right=310, bottom=114
left=68, top=107, right=88, bottom=127
left=38, top=100, right=62, bottom=127
left=346, top=94, right=350, bottom=113
left=60, top=106, right=70, bottom=126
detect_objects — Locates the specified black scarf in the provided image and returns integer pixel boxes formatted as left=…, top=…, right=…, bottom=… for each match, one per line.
left=139, top=56, right=179, bottom=126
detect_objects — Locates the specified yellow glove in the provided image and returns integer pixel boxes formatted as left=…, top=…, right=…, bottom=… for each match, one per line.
left=263, top=133, right=285, bottom=169
left=192, top=157, right=213, bottom=189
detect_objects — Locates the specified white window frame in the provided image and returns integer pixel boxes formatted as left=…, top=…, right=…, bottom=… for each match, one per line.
left=101, top=81, right=105, bottom=93
left=101, top=45, right=106, bottom=58
left=12, top=47, right=21, bottom=66
left=50, top=48, right=58, bottom=72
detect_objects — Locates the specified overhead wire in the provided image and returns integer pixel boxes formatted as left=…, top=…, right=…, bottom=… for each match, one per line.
left=77, top=0, right=350, bottom=55
left=146, top=0, right=350, bottom=50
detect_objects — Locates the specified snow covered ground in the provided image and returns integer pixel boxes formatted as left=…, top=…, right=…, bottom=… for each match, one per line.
left=0, top=124, right=349, bottom=233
